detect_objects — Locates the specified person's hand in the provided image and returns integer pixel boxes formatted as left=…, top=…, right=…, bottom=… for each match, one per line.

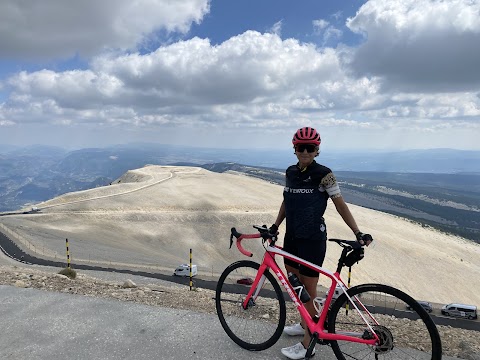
left=268, top=223, right=279, bottom=236
left=355, top=231, right=373, bottom=246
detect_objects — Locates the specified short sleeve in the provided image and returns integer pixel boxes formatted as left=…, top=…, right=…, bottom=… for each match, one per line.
left=320, top=172, right=342, bottom=199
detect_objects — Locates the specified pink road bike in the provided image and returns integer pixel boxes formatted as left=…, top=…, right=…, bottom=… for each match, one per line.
left=215, top=225, right=442, bottom=360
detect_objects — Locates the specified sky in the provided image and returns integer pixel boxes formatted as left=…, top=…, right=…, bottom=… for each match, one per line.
left=0, top=0, right=479, bottom=151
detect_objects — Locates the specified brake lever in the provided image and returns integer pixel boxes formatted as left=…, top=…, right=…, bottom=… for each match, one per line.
left=253, top=224, right=269, bottom=232
left=253, top=224, right=276, bottom=241
left=229, top=233, right=234, bottom=249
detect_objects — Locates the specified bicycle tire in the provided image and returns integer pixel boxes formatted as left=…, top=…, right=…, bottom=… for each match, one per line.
left=328, top=283, right=442, bottom=360
left=215, top=260, right=286, bottom=351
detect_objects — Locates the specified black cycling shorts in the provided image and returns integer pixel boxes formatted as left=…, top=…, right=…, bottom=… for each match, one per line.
left=283, top=232, right=327, bottom=278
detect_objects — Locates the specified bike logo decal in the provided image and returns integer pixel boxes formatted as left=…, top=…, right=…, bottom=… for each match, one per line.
left=276, top=271, right=300, bottom=307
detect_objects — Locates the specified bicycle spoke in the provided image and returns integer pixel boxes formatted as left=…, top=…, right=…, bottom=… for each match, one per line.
left=215, top=260, right=286, bottom=351
left=328, top=284, right=441, bottom=360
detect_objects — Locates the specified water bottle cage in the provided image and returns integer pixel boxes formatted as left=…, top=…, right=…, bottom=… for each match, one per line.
left=293, top=285, right=310, bottom=303
left=293, top=285, right=304, bottom=296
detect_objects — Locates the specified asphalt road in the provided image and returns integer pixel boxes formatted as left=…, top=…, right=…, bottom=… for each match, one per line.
left=0, top=285, right=328, bottom=360
left=1, top=229, right=479, bottom=333
left=2, top=285, right=461, bottom=360
left=0, top=234, right=462, bottom=360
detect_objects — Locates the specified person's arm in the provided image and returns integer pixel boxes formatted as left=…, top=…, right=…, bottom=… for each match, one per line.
left=321, top=171, right=360, bottom=235
left=331, top=196, right=360, bottom=235
left=274, top=200, right=286, bottom=227
left=332, top=196, right=373, bottom=245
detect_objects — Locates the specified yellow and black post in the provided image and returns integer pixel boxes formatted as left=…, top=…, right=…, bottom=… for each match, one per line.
left=66, top=238, right=71, bottom=269
left=345, top=266, right=352, bottom=315
left=189, top=248, right=193, bottom=290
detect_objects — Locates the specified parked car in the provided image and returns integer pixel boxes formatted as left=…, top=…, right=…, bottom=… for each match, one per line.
left=441, top=303, right=478, bottom=320
left=236, top=277, right=253, bottom=285
left=326, top=284, right=343, bottom=300
left=406, top=300, right=433, bottom=313
left=173, top=264, right=197, bottom=277
left=326, top=284, right=362, bottom=301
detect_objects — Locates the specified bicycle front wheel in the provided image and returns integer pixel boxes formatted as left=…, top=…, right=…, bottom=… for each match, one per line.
left=328, top=284, right=442, bottom=360
left=215, top=260, right=286, bottom=351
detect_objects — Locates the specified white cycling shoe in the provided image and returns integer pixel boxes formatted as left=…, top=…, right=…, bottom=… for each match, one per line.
left=283, top=323, right=305, bottom=336
left=281, top=342, right=316, bottom=359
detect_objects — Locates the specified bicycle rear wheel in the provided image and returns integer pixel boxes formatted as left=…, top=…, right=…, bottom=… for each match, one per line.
left=215, top=260, right=286, bottom=351
left=328, top=283, right=442, bottom=360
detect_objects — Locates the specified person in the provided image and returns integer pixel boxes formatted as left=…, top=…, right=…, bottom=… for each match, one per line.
left=269, top=126, right=372, bottom=360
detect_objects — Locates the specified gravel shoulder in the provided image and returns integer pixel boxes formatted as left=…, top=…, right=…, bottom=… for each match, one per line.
left=0, top=263, right=479, bottom=360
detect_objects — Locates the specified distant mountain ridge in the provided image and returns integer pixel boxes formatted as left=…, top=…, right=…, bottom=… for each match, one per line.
left=2, top=143, right=480, bottom=174
left=1, top=144, right=479, bottom=242
left=197, top=162, right=480, bottom=243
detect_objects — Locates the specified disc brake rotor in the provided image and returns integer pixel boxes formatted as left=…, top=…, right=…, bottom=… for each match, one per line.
left=372, top=325, right=394, bottom=354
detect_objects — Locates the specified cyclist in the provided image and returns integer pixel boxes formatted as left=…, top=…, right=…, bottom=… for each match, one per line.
left=269, top=126, right=372, bottom=359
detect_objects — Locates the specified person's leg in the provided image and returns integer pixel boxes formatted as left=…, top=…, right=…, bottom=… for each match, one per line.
left=280, top=272, right=320, bottom=359
left=285, top=264, right=300, bottom=278
left=297, top=234, right=327, bottom=347
left=299, top=275, right=319, bottom=347
left=281, top=230, right=327, bottom=358
left=285, top=264, right=305, bottom=329
left=283, top=235, right=306, bottom=335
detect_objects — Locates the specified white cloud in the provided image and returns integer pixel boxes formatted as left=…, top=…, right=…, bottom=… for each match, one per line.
left=270, top=20, right=283, bottom=36
left=323, top=27, right=343, bottom=43
left=5, top=32, right=366, bottom=119
left=2, top=26, right=478, bottom=150
left=313, top=19, right=342, bottom=46
left=0, top=0, right=210, bottom=59
left=0, top=120, right=15, bottom=126
left=0, top=0, right=479, bottom=150
left=347, top=0, right=480, bottom=91
left=313, top=19, right=329, bottom=31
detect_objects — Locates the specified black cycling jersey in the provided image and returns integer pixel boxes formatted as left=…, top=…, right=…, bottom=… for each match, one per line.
left=283, top=160, right=338, bottom=239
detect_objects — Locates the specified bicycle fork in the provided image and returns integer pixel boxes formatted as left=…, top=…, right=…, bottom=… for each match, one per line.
left=242, top=270, right=268, bottom=309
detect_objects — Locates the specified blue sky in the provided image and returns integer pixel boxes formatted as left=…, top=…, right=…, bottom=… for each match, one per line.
left=0, top=0, right=479, bottom=151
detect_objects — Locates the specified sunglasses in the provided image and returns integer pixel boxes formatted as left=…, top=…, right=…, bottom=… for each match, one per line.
left=295, top=144, right=317, bottom=153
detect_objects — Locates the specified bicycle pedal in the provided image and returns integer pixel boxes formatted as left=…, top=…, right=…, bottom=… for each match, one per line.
left=317, top=339, right=330, bottom=346
left=305, top=341, right=316, bottom=359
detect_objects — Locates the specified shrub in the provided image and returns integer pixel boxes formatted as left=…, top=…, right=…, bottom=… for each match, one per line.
left=58, top=267, right=77, bottom=279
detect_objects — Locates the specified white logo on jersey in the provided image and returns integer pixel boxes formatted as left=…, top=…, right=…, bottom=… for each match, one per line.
left=283, top=187, right=314, bottom=194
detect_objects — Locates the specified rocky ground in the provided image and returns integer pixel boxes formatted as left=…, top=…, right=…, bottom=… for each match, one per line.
left=0, top=264, right=479, bottom=360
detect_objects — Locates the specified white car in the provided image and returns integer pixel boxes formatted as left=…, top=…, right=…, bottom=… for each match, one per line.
left=441, top=303, right=477, bottom=320
left=326, top=284, right=362, bottom=301
left=326, top=284, right=344, bottom=299
left=173, top=264, right=197, bottom=277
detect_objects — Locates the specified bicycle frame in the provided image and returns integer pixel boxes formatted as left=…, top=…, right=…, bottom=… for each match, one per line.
left=240, top=238, right=380, bottom=346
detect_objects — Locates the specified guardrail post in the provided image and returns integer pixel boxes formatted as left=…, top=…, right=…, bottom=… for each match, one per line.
left=65, top=238, right=71, bottom=269
left=189, top=248, right=193, bottom=291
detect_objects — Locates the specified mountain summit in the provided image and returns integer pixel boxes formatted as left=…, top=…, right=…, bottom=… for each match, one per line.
left=1, top=165, right=478, bottom=306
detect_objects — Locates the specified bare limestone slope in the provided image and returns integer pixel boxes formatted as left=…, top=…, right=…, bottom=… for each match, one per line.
left=1, top=165, right=479, bottom=306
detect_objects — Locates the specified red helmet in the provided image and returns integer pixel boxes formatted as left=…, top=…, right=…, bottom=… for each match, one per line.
left=292, top=127, right=321, bottom=145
